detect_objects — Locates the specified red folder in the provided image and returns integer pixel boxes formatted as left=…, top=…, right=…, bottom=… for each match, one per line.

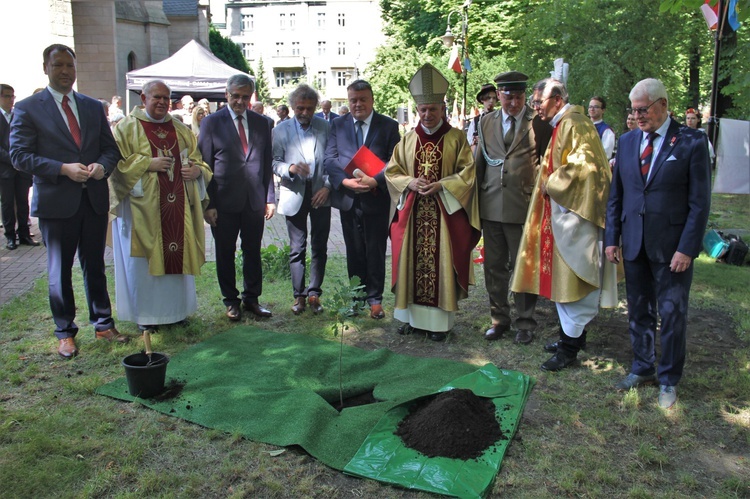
left=344, top=145, right=385, bottom=178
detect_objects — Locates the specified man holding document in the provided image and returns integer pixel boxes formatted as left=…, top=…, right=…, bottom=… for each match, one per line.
left=385, top=64, right=480, bottom=341
left=324, top=79, right=400, bottom=319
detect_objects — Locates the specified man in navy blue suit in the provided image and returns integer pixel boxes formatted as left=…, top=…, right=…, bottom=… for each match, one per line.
left=199, top=74, right=276, bottom=321
left=605, top=78, right=711, bottom=409
left=324, top=80, right=400, bottom=319
left=315, top=100, right=338, bottom=124
left=10, top=44, right=127, bottom=358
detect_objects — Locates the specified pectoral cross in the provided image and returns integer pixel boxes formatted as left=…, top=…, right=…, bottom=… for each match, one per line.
left=161, top=147, right=174, bottom=182
left=421, top=162, right=432, bottom=178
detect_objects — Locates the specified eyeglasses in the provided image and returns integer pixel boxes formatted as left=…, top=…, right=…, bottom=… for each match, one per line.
left=528, top=95, right=554, bottom=108
left=626, top=99, right=661, bottom=116
left=588, top=105, right=602, bottom=110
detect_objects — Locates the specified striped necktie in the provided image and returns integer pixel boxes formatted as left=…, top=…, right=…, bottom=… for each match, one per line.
left=640, top=132, right=658, bottom=181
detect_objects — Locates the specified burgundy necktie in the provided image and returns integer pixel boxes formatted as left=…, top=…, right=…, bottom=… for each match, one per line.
left=237, top=115, right=248, bottom=156
left=62, top=94, right=81, bottom=148
left=640, top=132, right=658, bottom=181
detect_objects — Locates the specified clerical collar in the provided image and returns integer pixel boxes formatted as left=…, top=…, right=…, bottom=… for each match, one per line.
left=420, top=119, right=444, bottom=135
left=550, top=103, right=572, bottom=127
left=144, top=110, right=167, bottom=123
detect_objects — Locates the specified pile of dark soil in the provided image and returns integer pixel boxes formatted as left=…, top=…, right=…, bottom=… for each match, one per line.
left=395, top=388, right=505, bottom=460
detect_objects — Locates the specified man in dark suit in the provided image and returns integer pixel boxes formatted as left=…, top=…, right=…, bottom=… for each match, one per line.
left=199, top=74, right=276, bottom=321
left=315, top=100, right=338, bottom=124
left=324, top=80, right=400, bottom=319
left=1, top=84, right=38, bottom=250
left=10, top=44, right=127, bottom=358
left=605, top=78, right=711, bottom=409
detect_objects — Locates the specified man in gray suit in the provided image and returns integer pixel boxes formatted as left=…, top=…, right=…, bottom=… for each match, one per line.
left=273, top=84, right=331, bottom=314
left=475, top=71, right=552, bottom=345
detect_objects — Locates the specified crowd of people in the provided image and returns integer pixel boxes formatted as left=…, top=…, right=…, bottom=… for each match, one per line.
left=2, top=43, right=713, bottom=409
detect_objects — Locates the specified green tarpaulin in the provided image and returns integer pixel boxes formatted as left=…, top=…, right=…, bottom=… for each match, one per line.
left=97, top=327, right=533, bottom=497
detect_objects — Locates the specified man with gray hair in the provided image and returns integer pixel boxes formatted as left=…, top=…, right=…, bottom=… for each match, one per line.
left=273, top=84, right=331, bottom=314
left=199, top=74, right=276, bottom=321
left=512, top=78, right=616, bottom=371
left=606, top=78, right=711, bottom=409
left=109, top=79, right=212, bottom=334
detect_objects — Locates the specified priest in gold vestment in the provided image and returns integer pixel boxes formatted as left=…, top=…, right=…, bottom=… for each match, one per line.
left=512, top=78, right=617, bottom=370
left=109, top=80, right=212, bottom=331
left=385, top=64, right=481, bottom=342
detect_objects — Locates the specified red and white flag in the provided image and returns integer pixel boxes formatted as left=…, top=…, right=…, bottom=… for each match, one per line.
left=448, top=45, right=462, bottom=74
left=701, top=0, right=719, bottom=30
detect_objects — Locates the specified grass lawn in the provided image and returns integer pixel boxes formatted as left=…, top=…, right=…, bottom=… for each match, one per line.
left=0, top=193, right=748, bottom=498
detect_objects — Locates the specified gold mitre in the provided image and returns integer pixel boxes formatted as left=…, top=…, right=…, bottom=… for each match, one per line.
left=409, top=63, right=449, bottom=105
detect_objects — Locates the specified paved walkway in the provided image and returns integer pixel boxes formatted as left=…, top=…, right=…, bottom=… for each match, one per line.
left=0, top=200, right=372, bottom=306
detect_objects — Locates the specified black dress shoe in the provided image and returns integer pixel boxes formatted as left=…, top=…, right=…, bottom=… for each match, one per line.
left=18, top=235, right=40, bottom=246
left=514, top=329, right=534, bottom=345
left=226, top=304, right=241, bottom=321
left=428, top=331, right=447, bottom=342
left=540, top=351, right=577, bottom=372
left=245, top=302, right=272, bottom=318
left=5, top=237, right=17, bottom=250
left=484, top=324, right=509, bottom=341
left=544, top=337, right=587, bottom=353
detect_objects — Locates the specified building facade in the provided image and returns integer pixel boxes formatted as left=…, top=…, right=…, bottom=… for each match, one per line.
left=222, top=0, right=385, bottom=106
left=1, top=0, right=208, bottom=104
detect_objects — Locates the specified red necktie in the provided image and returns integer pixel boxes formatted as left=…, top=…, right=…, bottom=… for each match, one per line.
left=640, top=132, right=657, bottom=181
left=62, top=95, right=81, bottom=148
left=237, top=115, right=248, bottom=156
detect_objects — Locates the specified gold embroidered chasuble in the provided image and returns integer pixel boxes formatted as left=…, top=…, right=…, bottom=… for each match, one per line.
left=109, top=107, right=212, bottom=276
left=511, top=105, right=613, bottom=303
left=385, top=121, right=480, bottom=313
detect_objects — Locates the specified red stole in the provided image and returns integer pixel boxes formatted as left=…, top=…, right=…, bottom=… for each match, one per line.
left=539, top=125, right=560, bottom=298
left=139, top=119, right=185, bottom=274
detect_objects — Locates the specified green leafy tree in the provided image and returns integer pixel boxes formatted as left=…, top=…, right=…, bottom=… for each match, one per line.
left=255, top=57, right=273, bottom=105
left=376, top=0, right=749, bottom=133
left=660, top=0, right=750, bottom=119
left=208, top=27, right=250, bottom=73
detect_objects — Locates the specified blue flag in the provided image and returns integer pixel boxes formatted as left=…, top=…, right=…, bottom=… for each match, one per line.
left=728, top=0, right=741, bottom=31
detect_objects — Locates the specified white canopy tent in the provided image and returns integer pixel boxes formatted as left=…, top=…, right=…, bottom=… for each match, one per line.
left=125, top=39, right=253, bottom=111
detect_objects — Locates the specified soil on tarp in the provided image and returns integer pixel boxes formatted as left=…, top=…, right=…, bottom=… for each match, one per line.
left=151, top=379, right=185, bottom=402
left=395, top=388, right=506, bottom=460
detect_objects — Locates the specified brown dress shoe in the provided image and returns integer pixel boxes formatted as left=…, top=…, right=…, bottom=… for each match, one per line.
left=484, top=324, right=509, bottom=341
left=95, top=327, right=130, bottom=343
left=58, top=337, right=79, bottom=358
left=308, top=295, right=324, bottom=314
left=245, top=302, right=273, bottom=318
left=291, top=297, right=306, bottom=315
left=514, top=329, right=534, bottom=345
left=226, top=304, right=242, bottom=321
left=370, top=304, right=385, bottom=319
